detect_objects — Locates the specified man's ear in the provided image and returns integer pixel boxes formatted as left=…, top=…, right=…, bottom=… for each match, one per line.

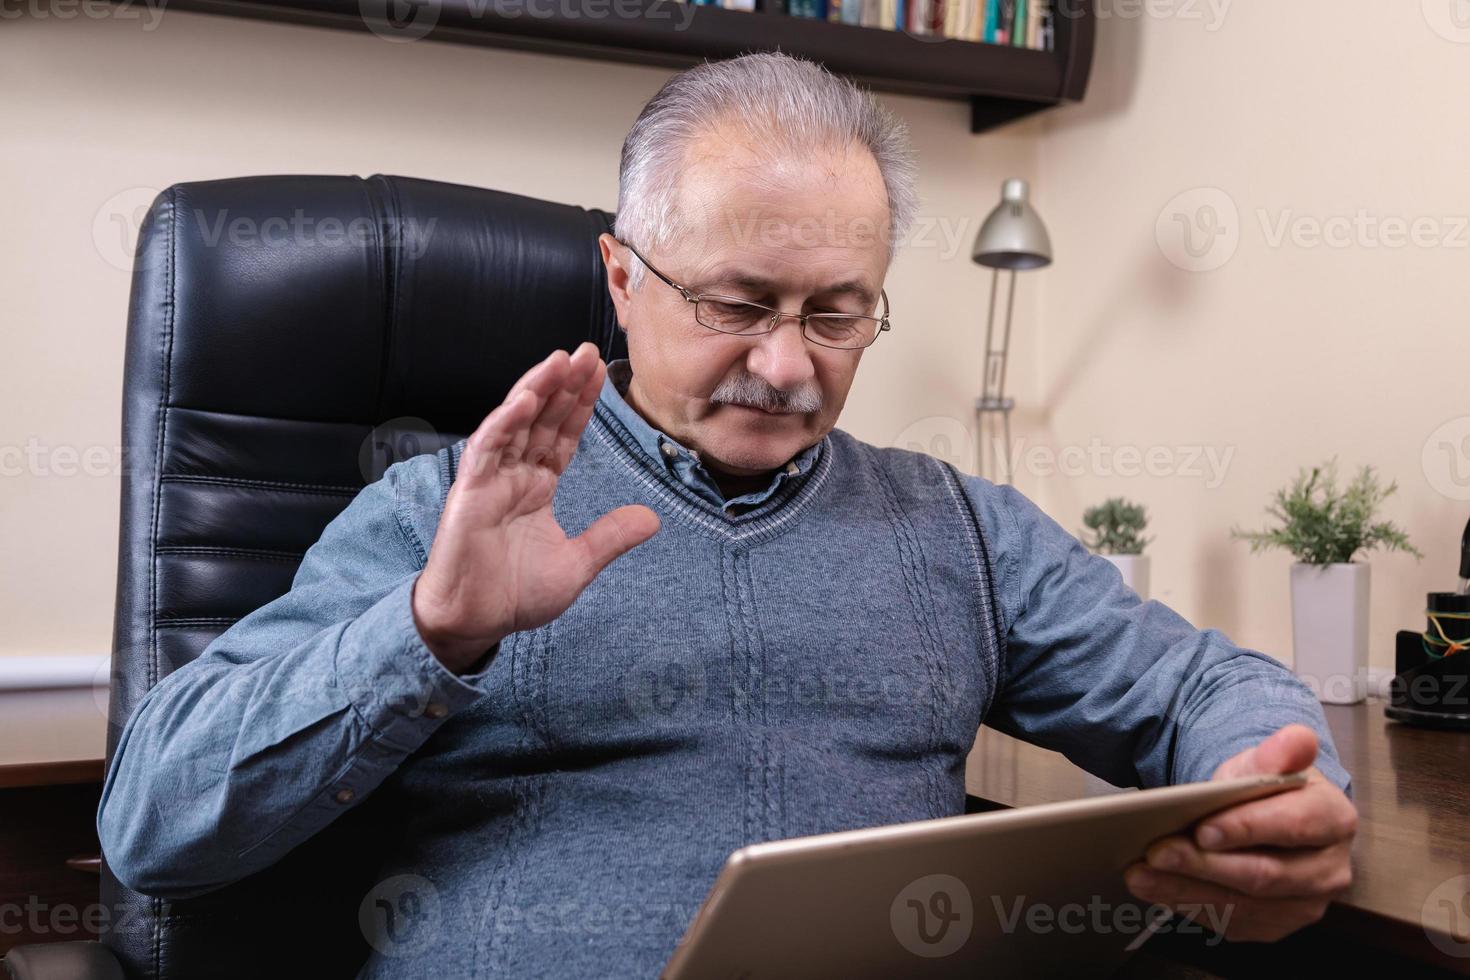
left=597, top=233, right=634, bottom=332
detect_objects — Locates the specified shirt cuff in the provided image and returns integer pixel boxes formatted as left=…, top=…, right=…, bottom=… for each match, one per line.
left=1170, top=700, right=1355, bottom=802
left=333, top=574, right=494, bottom=751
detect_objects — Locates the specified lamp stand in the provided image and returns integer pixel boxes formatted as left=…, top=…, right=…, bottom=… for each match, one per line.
left=975, top=267, right=1017, bottom=484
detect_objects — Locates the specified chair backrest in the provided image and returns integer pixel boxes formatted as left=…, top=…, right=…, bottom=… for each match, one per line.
left=105, top=174, right=627, bottom=978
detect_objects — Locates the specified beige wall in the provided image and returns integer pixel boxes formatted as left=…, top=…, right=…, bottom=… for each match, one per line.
left=1026, top=0, right=1470, bottom=673
left=7, top=3, right=1464, bottom=674
left=0, top=11, right=1039, bottom=659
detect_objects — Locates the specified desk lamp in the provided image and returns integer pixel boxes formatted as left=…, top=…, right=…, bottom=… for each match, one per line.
left=972, top=178, right=1051, bottom=484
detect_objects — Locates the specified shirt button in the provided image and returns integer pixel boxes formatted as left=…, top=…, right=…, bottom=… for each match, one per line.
left=334, top=788, right=356, bottom=805
left=785, top=462, right=799, bottom=475
left=660, top=442, right=678, bottom=458
left=425, top=702, right=448, bottom=719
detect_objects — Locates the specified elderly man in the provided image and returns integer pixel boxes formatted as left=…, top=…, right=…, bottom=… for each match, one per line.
left=99, top=51, right=1355, bottom=977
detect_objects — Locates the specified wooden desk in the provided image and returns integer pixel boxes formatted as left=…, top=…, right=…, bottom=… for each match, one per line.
left=0, top=688, right=109, bottom=954
left=965, top=699, right=1470, bottom=977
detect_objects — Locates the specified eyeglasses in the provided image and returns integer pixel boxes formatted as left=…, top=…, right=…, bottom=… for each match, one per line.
left=618, top=239, right=891, bottom=351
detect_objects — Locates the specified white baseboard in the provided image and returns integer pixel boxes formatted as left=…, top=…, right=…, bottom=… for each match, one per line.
left=0, top=653, right=111, bottom=691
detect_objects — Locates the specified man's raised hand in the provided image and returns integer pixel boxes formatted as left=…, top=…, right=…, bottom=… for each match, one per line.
left=411, top=342, right=661, bottom=671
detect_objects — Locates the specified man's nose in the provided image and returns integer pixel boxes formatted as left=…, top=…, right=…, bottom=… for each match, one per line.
left=746, top=316, right=816, bottom=393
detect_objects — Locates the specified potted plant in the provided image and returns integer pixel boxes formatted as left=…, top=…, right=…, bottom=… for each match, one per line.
left=1082, top=497, right=1152, bottom=600
left=1231, top=458, right=1421, bottom=704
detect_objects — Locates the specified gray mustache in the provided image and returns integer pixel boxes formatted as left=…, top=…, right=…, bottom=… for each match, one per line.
left=709, top=374, right=823, bottom=414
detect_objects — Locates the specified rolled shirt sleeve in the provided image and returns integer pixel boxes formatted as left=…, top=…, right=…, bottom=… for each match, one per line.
left=962, top=476, right=1353, bottom=800
left=98, top=451, right=496, bottom=900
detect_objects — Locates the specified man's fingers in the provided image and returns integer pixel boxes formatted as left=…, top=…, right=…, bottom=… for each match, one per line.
left=574, top=505, right=661, bottom=583
left=1194, top=779, right=1356, bottom=851
left=1123, top=863, right=1330, bottom=941
left=549, top=357, right=607, bottom=472
left=1212, top=724, right=1319, bottom=782
left=461, top=388, right=540, bottom=482
left=526, top=344, right=600, bottom=468
left=501, top=349, right=577, bottom=459
left=1142, top=834, right=1353, bottom=899
left=463, top=346, right=599, bottom=481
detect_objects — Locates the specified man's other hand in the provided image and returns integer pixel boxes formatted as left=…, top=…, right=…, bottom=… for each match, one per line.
left=1123, top=723, right=1357, bottom=942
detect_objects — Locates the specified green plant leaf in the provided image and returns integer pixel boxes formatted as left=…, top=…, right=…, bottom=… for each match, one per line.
left=1229, top=458, right=1422, bottom=564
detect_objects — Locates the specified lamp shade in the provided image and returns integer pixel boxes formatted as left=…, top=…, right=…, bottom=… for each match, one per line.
left=972, top=178, right=1052, bottom=270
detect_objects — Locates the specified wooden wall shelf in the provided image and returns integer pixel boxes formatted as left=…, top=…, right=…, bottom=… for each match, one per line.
left=149, top=0, right=1095, bottom=132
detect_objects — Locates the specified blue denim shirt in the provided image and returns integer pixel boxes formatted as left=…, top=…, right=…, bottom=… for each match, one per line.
left=97, top=370, right=1353, bottom=978
left=602, top=357, right=821, bottom=513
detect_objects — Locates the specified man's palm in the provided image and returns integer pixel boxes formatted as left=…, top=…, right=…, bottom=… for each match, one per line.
left=412, top=343, right=660, bottom=670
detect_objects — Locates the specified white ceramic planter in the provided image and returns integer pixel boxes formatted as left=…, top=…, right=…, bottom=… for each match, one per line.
left=1103, top=554, right=1150, bottom=601
left=1289, top=562, right=1369, bottom=704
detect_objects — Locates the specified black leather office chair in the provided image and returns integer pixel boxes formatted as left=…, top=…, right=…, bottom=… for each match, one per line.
left=2, top=174, right=628, bottom=980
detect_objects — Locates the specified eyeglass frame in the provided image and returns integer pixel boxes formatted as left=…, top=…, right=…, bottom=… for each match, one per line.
left=616, top=239, right=892, bottom=351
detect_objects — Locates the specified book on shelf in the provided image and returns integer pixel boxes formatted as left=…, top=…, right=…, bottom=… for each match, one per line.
left=753, top=0, right=1049, bottom=47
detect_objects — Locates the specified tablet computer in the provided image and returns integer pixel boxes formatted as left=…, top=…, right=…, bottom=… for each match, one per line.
left=661, top=771, right=1308, bottom=979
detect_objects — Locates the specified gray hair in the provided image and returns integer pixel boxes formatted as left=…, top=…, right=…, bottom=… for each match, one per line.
left=614, top=51, right=918, bottom=289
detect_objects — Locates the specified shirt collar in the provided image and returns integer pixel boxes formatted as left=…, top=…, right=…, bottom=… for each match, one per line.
left=598, top=358, right=821, bottom=511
